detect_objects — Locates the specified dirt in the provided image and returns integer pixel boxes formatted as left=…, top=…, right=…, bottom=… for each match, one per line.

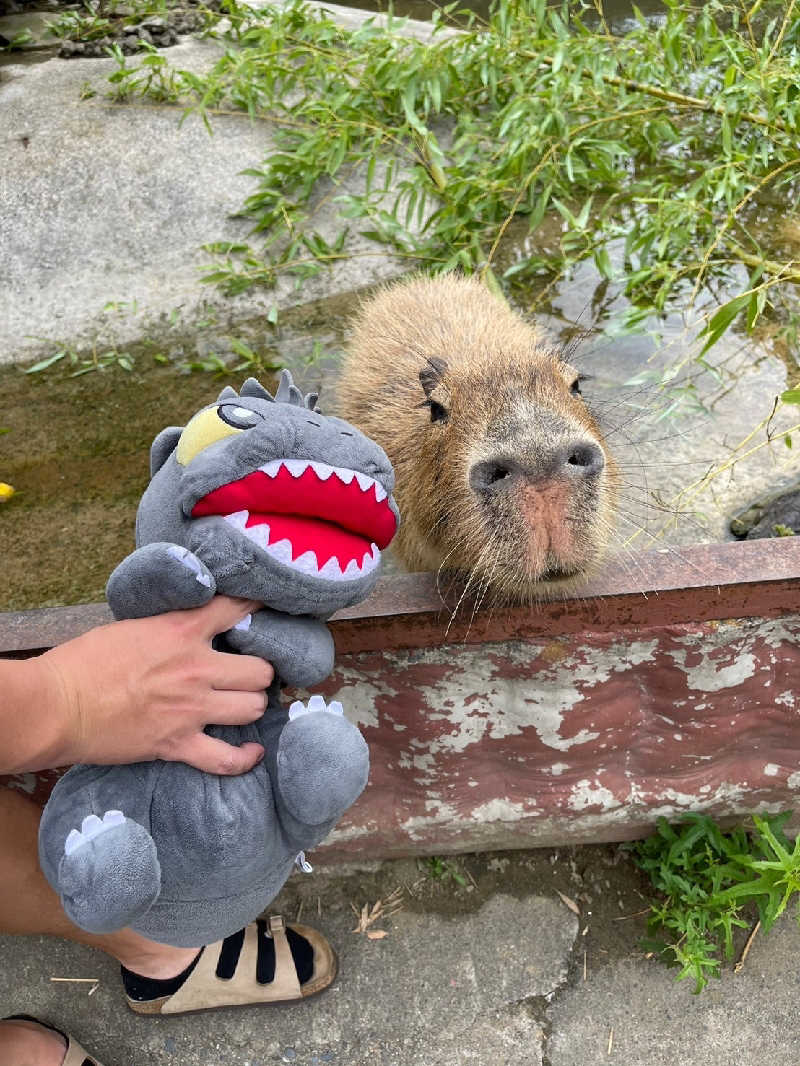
left=277, top=842, right=666, bottom=987
left=0, top=360, right=274, bottom=610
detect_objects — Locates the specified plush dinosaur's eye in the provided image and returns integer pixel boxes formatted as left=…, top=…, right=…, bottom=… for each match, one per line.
left=217, top=405, right=263, bottom=430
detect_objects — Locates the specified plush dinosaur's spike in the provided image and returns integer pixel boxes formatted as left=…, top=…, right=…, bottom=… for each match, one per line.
left=240, top=377, right=274, bottom=401
left=274, top=369, right=305, bottom=407
left=216, top=386, right=239, bottom=402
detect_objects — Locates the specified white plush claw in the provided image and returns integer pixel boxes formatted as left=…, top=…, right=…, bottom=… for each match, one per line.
left=308, top=694, right=327, bottom=713
left=289, top=700, right=310, bottom=720
left=167, top=545, right=212, bottom=586
left=233, top=612, right=252, bottom=632
left=81, top=814, right=104, bottom=837
left=64, top=829, right=83, bottom=857
left=328, top=701, right=344, bottom=716
left=102, top=810, right=125, bottom=828
left=294, top=851, right=314, bottom=873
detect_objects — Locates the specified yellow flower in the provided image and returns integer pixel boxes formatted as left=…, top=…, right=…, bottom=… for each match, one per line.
left=0, top=482, right=15, bottom=503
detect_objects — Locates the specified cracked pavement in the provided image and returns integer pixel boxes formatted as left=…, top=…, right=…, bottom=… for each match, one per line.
left=2, top=845, right=798, bottom=1065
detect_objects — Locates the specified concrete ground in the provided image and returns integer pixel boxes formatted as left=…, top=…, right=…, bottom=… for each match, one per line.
left=2, top=844, right=798, bottom=1065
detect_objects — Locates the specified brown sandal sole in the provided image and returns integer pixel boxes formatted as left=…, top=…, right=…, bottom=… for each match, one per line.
left=127, top=917, right=337, bottom=1016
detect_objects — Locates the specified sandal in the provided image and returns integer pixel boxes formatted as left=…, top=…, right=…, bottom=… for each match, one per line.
left=127, top=916, right=337, bottom=1015
left=1, top=1014, right=105, bottom=1066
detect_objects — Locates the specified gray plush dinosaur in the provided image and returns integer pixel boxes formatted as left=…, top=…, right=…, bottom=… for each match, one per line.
left=38, top=372, right=399, bottom=947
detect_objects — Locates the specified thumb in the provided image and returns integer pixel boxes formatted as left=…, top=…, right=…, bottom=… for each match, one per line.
left=173, top=735, right=265, bottom=776
left=193, top=596, right=263, bottom=640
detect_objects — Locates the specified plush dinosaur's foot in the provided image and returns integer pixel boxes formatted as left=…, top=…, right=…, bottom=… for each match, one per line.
left=58, top=811, right=161, bottom=934
left=278, top=696, right=370, bottom=826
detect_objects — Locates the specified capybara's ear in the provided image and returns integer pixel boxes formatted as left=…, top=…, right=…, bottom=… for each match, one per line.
left=419, top=356, right=449, bottom=398
left=149, top=426, right=183, bottom=476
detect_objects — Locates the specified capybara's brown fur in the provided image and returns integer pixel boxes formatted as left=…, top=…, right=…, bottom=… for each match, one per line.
left=337, top=274, right=618, bottom=602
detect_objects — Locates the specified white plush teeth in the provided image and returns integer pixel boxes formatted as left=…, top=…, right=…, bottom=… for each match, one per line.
left=319, top=556, right=344, bottom=580
left=283, top=459, right=309, bottom=478
left=256, top=458, right=388, bottom=502
left=223, top=510, right=249, bottom=531
left=243, top=522, right=269, bottom=551
left=294, top=550, right=320, bottom=576
left=310, top=461, right=334, bottom=481
left=343, top=559, right=362, bottom=578
left=266, top=538, right=294, bottom=565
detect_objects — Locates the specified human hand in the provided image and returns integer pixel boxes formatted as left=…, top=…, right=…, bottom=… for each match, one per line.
left=22, top=597, right=272, bottom=775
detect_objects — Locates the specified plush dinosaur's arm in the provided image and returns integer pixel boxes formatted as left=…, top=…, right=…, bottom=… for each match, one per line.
left=224, top=608, right=334, bottom=689
left=106, top=542, right=217, bottom=620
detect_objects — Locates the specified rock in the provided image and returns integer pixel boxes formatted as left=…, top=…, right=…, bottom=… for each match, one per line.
left=140, top=16, right=166, bottom=29
left=730, top=482, right=800, bottom=539
left=137, top=27, right=152, bottom=43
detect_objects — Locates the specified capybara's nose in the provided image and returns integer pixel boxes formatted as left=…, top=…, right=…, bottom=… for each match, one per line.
left=470, top=439, right=605, bottom=494
left=558, top=439, right=606, bottom=478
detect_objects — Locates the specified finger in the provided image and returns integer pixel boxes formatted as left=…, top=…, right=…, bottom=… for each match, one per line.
left=193, top=596, right=264, bottom=639
left=174, top=735, right=265, bottom=776
left=206, top=690, right=269, bottom=726
left=209, top=650, right=274, bottom=692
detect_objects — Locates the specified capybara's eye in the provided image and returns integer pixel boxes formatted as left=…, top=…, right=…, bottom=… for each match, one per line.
left=217, top=405, right=263, bottom=430
left=570, top=376, right=584, bottom=397
left=429, top=400, right=448, bottom=423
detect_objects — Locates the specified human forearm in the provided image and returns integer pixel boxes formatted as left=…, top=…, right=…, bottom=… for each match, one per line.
left=0, top=654, right=70, bottom=774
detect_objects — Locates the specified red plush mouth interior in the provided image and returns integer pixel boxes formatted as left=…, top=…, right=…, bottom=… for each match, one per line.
left=191, top=463, right=396, bottom=571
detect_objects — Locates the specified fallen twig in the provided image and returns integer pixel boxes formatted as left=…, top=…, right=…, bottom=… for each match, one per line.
left=734, top=920, right=761, bottom=974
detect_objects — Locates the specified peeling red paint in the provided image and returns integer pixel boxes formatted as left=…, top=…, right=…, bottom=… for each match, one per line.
left=3, top=539, right=800, bottom=858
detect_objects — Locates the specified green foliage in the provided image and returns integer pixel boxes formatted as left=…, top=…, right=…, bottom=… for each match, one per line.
left=631, top=812, right=800, bottom=993
left=1, top=28, right=35, bottom=51
left=422, top=856, right=467, bottom=886
left=105, top=0, right=800, bottom=351
left=24, top=346, right=134, bottom=376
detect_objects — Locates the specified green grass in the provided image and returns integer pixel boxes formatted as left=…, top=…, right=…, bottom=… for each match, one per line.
left=630, top=811, right=800, bottom=993
left=102, top=0, right=800, bottom=363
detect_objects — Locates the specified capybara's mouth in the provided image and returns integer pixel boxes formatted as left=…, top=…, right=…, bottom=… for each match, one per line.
left=192, top=459, right=397, bottom=581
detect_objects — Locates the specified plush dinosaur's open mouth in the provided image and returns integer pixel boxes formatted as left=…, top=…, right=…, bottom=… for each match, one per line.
left=192, top=459, right=396, bottom=582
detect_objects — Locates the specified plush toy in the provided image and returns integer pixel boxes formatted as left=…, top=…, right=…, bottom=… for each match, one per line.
left=38, top=372, right=399, bottom=949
